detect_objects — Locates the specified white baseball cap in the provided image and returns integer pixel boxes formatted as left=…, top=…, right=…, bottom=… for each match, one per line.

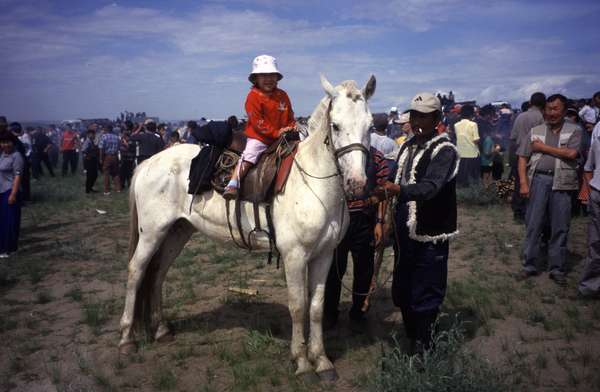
left=389, top=106, right=398, bottom=113
left=398, top=112, right=410, bottom=123
left=248, top=55, right=283, bottom=83
left=410, top=92, right=441, bottom=113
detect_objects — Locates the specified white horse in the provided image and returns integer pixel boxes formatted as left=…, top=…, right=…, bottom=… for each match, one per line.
left=119, top=75, right=376, bottom=381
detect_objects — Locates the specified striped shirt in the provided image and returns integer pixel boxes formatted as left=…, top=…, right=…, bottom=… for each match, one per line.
left=99, top=132, right=120, bottom=155
left=347, top=147, right=390, bottom=212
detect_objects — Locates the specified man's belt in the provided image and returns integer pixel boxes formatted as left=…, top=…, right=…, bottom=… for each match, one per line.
left=535, top=169, right=554, bottom=176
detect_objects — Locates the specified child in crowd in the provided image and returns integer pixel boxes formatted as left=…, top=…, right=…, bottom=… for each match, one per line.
left=223, top=55, right=295, bottom=200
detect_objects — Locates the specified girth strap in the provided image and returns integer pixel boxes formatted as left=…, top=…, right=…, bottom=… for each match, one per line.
left=235, top=198, right=251, bottom=250
left=225, top=199, right=250, bottom=250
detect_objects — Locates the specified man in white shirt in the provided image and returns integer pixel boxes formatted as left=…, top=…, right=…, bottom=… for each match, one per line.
left=370, top=113, right=397, bottom=155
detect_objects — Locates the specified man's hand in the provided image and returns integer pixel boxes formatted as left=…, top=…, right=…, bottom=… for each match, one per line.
left=8, top=193, right=17, bottom=205
left=531, top=139, right=545, bottom=153
left=372, top=181, right=400, bottom=200
left=520, top=182, right=530, bottom=198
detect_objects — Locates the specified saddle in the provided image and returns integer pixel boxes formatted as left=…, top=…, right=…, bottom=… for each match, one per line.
left=212, top=131, right=300, bottom=203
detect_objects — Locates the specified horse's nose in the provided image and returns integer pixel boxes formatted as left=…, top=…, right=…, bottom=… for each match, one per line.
left=345, top=177, right=366, bottom=199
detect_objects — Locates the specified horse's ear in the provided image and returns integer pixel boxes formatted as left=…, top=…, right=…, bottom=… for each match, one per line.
left=320, top=74, right=338, bottom=98
left=362, top=74, right=376, bottom=101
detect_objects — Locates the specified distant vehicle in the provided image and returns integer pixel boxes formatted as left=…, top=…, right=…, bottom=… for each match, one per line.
left=490, top=101, right=510, bottom=108
left=61, top=119, right=83, bottom=131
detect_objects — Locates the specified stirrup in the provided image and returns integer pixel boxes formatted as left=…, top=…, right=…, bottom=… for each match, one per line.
left=223, top=186, right=239, bottom=200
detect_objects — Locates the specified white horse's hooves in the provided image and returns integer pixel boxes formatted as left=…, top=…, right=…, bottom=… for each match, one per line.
left=156, top=332, right=174, bottom=343
left=299, top=371, right=320, bottom=384
left=317, top=369, right=338, bottom=382
left=118, top=342, right=137, bottom=355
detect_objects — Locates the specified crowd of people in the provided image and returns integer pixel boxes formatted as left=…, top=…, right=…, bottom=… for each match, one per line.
left=1, top=53, right=599, bottom=357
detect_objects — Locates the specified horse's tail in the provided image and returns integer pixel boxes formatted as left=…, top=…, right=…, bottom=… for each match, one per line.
left=128, top=170, right=139, bottom=262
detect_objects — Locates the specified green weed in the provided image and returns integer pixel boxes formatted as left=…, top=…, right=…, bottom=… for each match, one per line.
left=370, top=321, right=512, bottom=392
left=153, top=368, right=177, bottom=391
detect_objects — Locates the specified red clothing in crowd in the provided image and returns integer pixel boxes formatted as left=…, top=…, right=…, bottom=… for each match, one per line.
left=61, top=130, right=78, bottom=151
left=244, top=87, right=295, bottom=145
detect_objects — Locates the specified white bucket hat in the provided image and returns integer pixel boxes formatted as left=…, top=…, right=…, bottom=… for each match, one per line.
left=248, top=54, right=283, bottom=83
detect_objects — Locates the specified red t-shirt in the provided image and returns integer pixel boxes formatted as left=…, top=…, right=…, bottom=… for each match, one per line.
left=244, top=87, right=295, bottom=145
left=61, top=130, right=78, bottom=151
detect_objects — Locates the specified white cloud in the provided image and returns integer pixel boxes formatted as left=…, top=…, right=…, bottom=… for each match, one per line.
left=1, top=1, right=599, bottom=120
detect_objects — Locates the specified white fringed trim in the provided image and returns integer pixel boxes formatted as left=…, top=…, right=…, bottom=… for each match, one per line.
left=395, top=133, right=459, bottom=243
left=430, top=141, right=460, bottom=180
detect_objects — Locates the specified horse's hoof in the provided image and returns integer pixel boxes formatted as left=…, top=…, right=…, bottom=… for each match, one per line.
left=317, top=368, right=338, bottom=382
left=299, top=371, right=320, bottom=384
left=118, top=342, right=137, bottom=355
left=156, top=332, right=174, bottom=343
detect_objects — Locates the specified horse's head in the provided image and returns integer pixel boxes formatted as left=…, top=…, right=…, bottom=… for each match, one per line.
left=320, top=74, right=376, bottom=199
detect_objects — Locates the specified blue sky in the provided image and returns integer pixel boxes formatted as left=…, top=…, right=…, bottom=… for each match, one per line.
left=1, top=0, right=599, bottom=121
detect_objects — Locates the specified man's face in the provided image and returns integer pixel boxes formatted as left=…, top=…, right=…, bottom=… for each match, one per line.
left=594, top=96, right=600, bottom=109
left=409, top=110, right=439, bottom=138
left=544, top=99, right=566, bottom=127
left=255, top=73, right=278, bottom=93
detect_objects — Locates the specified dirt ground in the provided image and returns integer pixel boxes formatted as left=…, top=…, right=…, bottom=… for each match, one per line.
left=1, top=175, right=600, bottom=392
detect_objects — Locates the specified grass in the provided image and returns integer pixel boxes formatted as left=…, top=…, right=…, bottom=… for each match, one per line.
left=153, top=368, right=177, bottom=391
left=36, top=289, right=54, bottom=304
left=65, top=286, right=83, bottom=302
left=213, top=329, right=297, bottom=392
left=456, top=184, right=500, bottom=206
left=82, top=297, right=119, bottom=335
left=370, top=320, right=512, bottom=392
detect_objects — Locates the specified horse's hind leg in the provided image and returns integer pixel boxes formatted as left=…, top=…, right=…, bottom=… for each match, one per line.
left=119, top=232, right=167, bottom=350
left=308, top=252, right=337, bottom=381
left=148, top=219, right=195, bottom=342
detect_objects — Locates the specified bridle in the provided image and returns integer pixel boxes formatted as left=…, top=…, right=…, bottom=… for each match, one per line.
left=292, top=99, right=370, bottom=182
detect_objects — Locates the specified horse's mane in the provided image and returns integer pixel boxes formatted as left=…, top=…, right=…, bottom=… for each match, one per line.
left=306, top=96, right=330, bottom=139
left=305, top=80, right=362, bottom=143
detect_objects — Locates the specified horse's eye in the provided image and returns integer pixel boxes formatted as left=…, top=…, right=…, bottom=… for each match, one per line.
left=332, top=123, right=340, bottom=132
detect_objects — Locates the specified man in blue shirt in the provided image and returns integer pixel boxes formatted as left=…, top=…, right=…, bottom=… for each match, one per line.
left=99, top=125, right=121, bottom=195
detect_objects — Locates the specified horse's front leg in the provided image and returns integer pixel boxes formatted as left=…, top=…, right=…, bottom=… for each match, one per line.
left=283, top=253, right=313, bottom=377
left=308, top=252, right=337, bottom=381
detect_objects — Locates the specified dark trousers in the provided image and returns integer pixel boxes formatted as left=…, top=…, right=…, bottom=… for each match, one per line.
left=324, top=211, right=375, bottom=320
left=393, top=204, right=449, bottom=346
left=0, top=190, right=21, bottom=254
left=20, top=161, right=31, bottom=201
left=84, top=157, right=98, bottom=193
left=523, top=174, right=572, bottom=275
left=31, top=152, right=55, bottom=178
left=120, top=159, right=135, bottom=189
left=456, top=157, right=480, bottom=187
left=510, top=141, right=527, bottom=219
left=61, top=150, right=78, bottom=175
left=579, top=188, right=600, bottom=296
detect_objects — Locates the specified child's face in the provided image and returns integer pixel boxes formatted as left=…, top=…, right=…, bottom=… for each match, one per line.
left=255, top=73, right=278, bottom=93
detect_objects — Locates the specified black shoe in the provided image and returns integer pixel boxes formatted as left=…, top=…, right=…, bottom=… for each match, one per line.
left=516, top=269, right=537, bottom=281
left=349, top=309, right=368, bottom=334
left=549, top=273, right=567, bottom=287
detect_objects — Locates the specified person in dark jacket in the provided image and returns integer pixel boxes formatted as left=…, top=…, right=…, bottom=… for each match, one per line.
left=31, top=127, right=55, bottom=179
left=130, top=119, right=164, bottom=164
left=119, top=121, right=136, bottom=189
left=374, top=92, right=459, bottom=354
left=8, top=122, right=31, bottom=201
left=187, top=116, right=238, bottom=194
left=81, top=127, right=99, bottom=193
